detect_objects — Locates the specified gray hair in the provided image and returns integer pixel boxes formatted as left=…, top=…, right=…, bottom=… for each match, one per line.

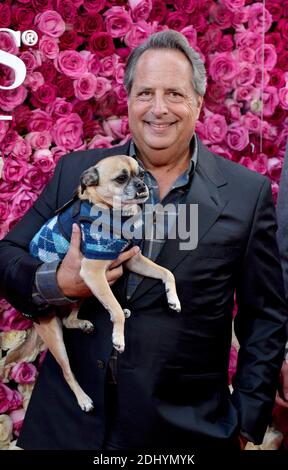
left=124, top=30, right=207, bottom=97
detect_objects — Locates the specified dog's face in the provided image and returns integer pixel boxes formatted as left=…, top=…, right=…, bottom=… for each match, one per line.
left=79, top=155, right=149, bottom=208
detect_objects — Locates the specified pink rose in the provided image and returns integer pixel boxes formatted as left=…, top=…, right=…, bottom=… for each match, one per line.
left=9, top=390, right=23, bottom=412
left=235, top=64, right=256, bottom=87
left=115, top=62, right=125, bottom=84
left=103, top=117, right=127, bottom=139
left=129, top=0, right=152, bottom=21
left=11, top=186, right=38, bottom=219
left=217, top=35, right=234, bottom=53
left=233, top=85, right=259, bottom=104
left=0, top=302, right=32, bottom=331
left=11, top=363, right=38, bottom=385
left=32, top=149, right=55, bottom=173
left=241, top=112, right=261, bottom=134
left=11, top=137, right=32, bottom=161
left=124, top=21, right=152, bottom=49
left=24, top=166, right=50, bottom=191
left=103, top=6, right=133, bottom=38
left=51, top=146, right=67, bottom=164
left=28, top=110, right=54, bottom=132
left=24, top=72, right=45, bottom=92
left=87, top=54, right=101, bottom=75
left=279, top=88, right=288, bottom=110
left=237, top=48, right=255, bottom=64
left=94, top=77, right=112, bottom=99
left=0, top=31, right=18, bottom=54
left=88, top=135, right=114, bottom=149
left=74, top=73, right=97, bottom=101
left=268, top=157, right=282, bottom=181
left=235, top=32, right=262, bottom=50
left=52, top=113, right=83, bottom=150
left=9, top=409, right=25, bottom=437
left=0, top=86, right=27, bottom=112
left=56, top=50, right=88, bottom=79
left=0, top=384, right=14, bottom=413
left=83, top=0, right=106, bottom=13
left=0, top=130, right=18, bottom=156
left=35, top=10, right=66, bottom=37
left=25, top=131, right=52, bottom=150
left=0, top=200, right=9, bottom=222
left=222, top=0, right=245, bottom=12
left=226, top=123, right=249, bottom=151
left=255, top=44, right=277, bottom=71
left=46, top=98, right=73, bottom=119
left=0, top=121, right=8, bottom=144
left=100, top=55, right=118, bottom=78
left=19, top=51, right=42, bottom=72
left=254, top=67, right=270, bottom=87
left=262, top=86, right=279, bottom=117
left=210, top=144, right=233, bottom=161
left=204, top=114, right=228, bottom=144
left=210, top=3, right=233, bottom=30
left=180, top=25, right=197, bottom=48
left=39, top=35, right=60, bottom=60
left=239, top=156, right=256, bottom=172
left=2, top=157, right=28, bottom=183
left=209, top=52, right=239, bottom=83
left=247, top=3, right=272, bottom=33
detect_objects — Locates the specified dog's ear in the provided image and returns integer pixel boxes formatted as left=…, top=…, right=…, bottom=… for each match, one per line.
left=80, top=167, right=99, bottom=194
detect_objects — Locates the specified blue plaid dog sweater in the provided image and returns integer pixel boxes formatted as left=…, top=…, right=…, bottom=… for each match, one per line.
left=30, top=199, right=142, bottom=262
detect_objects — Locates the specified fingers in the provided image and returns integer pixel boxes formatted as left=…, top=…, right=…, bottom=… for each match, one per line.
left=282, top=360, right=288, bottom=401
left=110, top=246, right=140, bottom=269
left=275, top=391, right=288, bottom=409
left=69, top=223, right=81, bottom=253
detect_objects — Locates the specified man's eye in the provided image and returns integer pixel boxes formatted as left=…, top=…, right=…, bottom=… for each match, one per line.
left=114, top=175, right=128, bottom=184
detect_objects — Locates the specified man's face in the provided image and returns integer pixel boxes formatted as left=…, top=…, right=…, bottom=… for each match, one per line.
left=128, top=49, right=203, bottom=159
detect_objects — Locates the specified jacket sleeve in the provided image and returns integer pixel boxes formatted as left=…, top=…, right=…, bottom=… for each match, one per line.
left=232, top=178, right=288, bottom=444
left=0, top=156, right=65, bottom=319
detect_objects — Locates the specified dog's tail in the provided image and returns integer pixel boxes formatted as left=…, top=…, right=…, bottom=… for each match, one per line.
left=0, top=328, right=44, bottom=381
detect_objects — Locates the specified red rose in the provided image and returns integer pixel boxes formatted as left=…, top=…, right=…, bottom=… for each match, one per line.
left=12, top=5, right=36, bottom=29
left=83, top=13, right=104, bottom=35
left=56, top=75, right=75, bottom=99
left=13, top=105, right=32, bottom=133
left=30, top=83, right=58, bottom=109
left=73, top=100, right=94, bottom=122
left=38, top=61, right=58, bottom=83
left=148, top=0, right=167, bottom=22
left=0, top=3, right=11, bottom=28
left=32, top=0, right=54, bottom=12
left=89, top=32, right=115, bottom=57
left=166, top=11, right=188, bottom=31
left=57, top=0, right=78, bottom=23
left=59, top=31, right=84, bottom=50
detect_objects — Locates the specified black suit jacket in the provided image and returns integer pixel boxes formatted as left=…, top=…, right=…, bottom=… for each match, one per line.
left=0, top=139, right=287, bottom=450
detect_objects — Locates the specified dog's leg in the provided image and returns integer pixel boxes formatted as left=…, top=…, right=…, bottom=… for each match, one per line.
left=34, top=315, right=94, bottom=412
left=80, top=259, right=126, bottom=352
left=125, top=253, right=181, bottom=312
left=62, top=303, right=94, bottom=333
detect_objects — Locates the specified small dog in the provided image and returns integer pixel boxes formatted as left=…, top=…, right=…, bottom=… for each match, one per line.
left=3, top=155, right=181, bottom=412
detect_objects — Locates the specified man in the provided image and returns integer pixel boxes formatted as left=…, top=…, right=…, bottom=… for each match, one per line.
left=276, top=144, right=288, bottom=409
left=0, top=30, right=287, bottom=451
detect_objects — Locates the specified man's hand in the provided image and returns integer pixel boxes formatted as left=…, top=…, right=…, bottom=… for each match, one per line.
left=275, top=360, right=288, bottom=408
left=57, top=223, right=140, bottom=298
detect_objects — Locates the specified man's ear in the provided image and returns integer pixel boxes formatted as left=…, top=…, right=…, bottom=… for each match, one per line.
left=80, top=167, right=99, bottom=194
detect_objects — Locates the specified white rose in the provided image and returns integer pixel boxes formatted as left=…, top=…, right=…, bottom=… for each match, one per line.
left=1, top=330, right=28, bottom=351
left=0, top=414, right=13, bottom=448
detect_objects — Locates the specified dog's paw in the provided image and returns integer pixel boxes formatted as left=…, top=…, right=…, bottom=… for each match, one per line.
left=79, top=320, right=94, bottom=334
left=112, top=333, right=125, bottom=353
left=79, top=396, right=94, bottom=413
left=168, top=298, right=181, bottom=313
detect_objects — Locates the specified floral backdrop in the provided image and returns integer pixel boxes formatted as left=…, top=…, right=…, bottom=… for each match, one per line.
left=0, top=0, right=288, bottom=449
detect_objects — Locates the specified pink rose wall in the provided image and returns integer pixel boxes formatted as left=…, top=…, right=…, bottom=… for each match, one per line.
left=0, top=0, right=287, bottom=447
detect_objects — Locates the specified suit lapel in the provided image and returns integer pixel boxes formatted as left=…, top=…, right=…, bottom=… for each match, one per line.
left=129, top=142, right=228, bottom=303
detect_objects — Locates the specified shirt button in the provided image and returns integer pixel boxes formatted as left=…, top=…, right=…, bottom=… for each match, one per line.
left=97, top=360, right=105, bottom=369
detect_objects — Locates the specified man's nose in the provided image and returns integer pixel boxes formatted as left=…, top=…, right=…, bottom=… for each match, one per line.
left=151, top=93, right=168, bottom=116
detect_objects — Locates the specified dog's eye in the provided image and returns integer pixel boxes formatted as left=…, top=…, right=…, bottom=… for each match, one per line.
left=114, top=174, right=129, bottom=184
left=138, top=169, right=145, bottom=179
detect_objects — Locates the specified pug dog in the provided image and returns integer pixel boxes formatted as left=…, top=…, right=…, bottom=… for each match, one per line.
left=3, top=155, right=181, bottom=413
